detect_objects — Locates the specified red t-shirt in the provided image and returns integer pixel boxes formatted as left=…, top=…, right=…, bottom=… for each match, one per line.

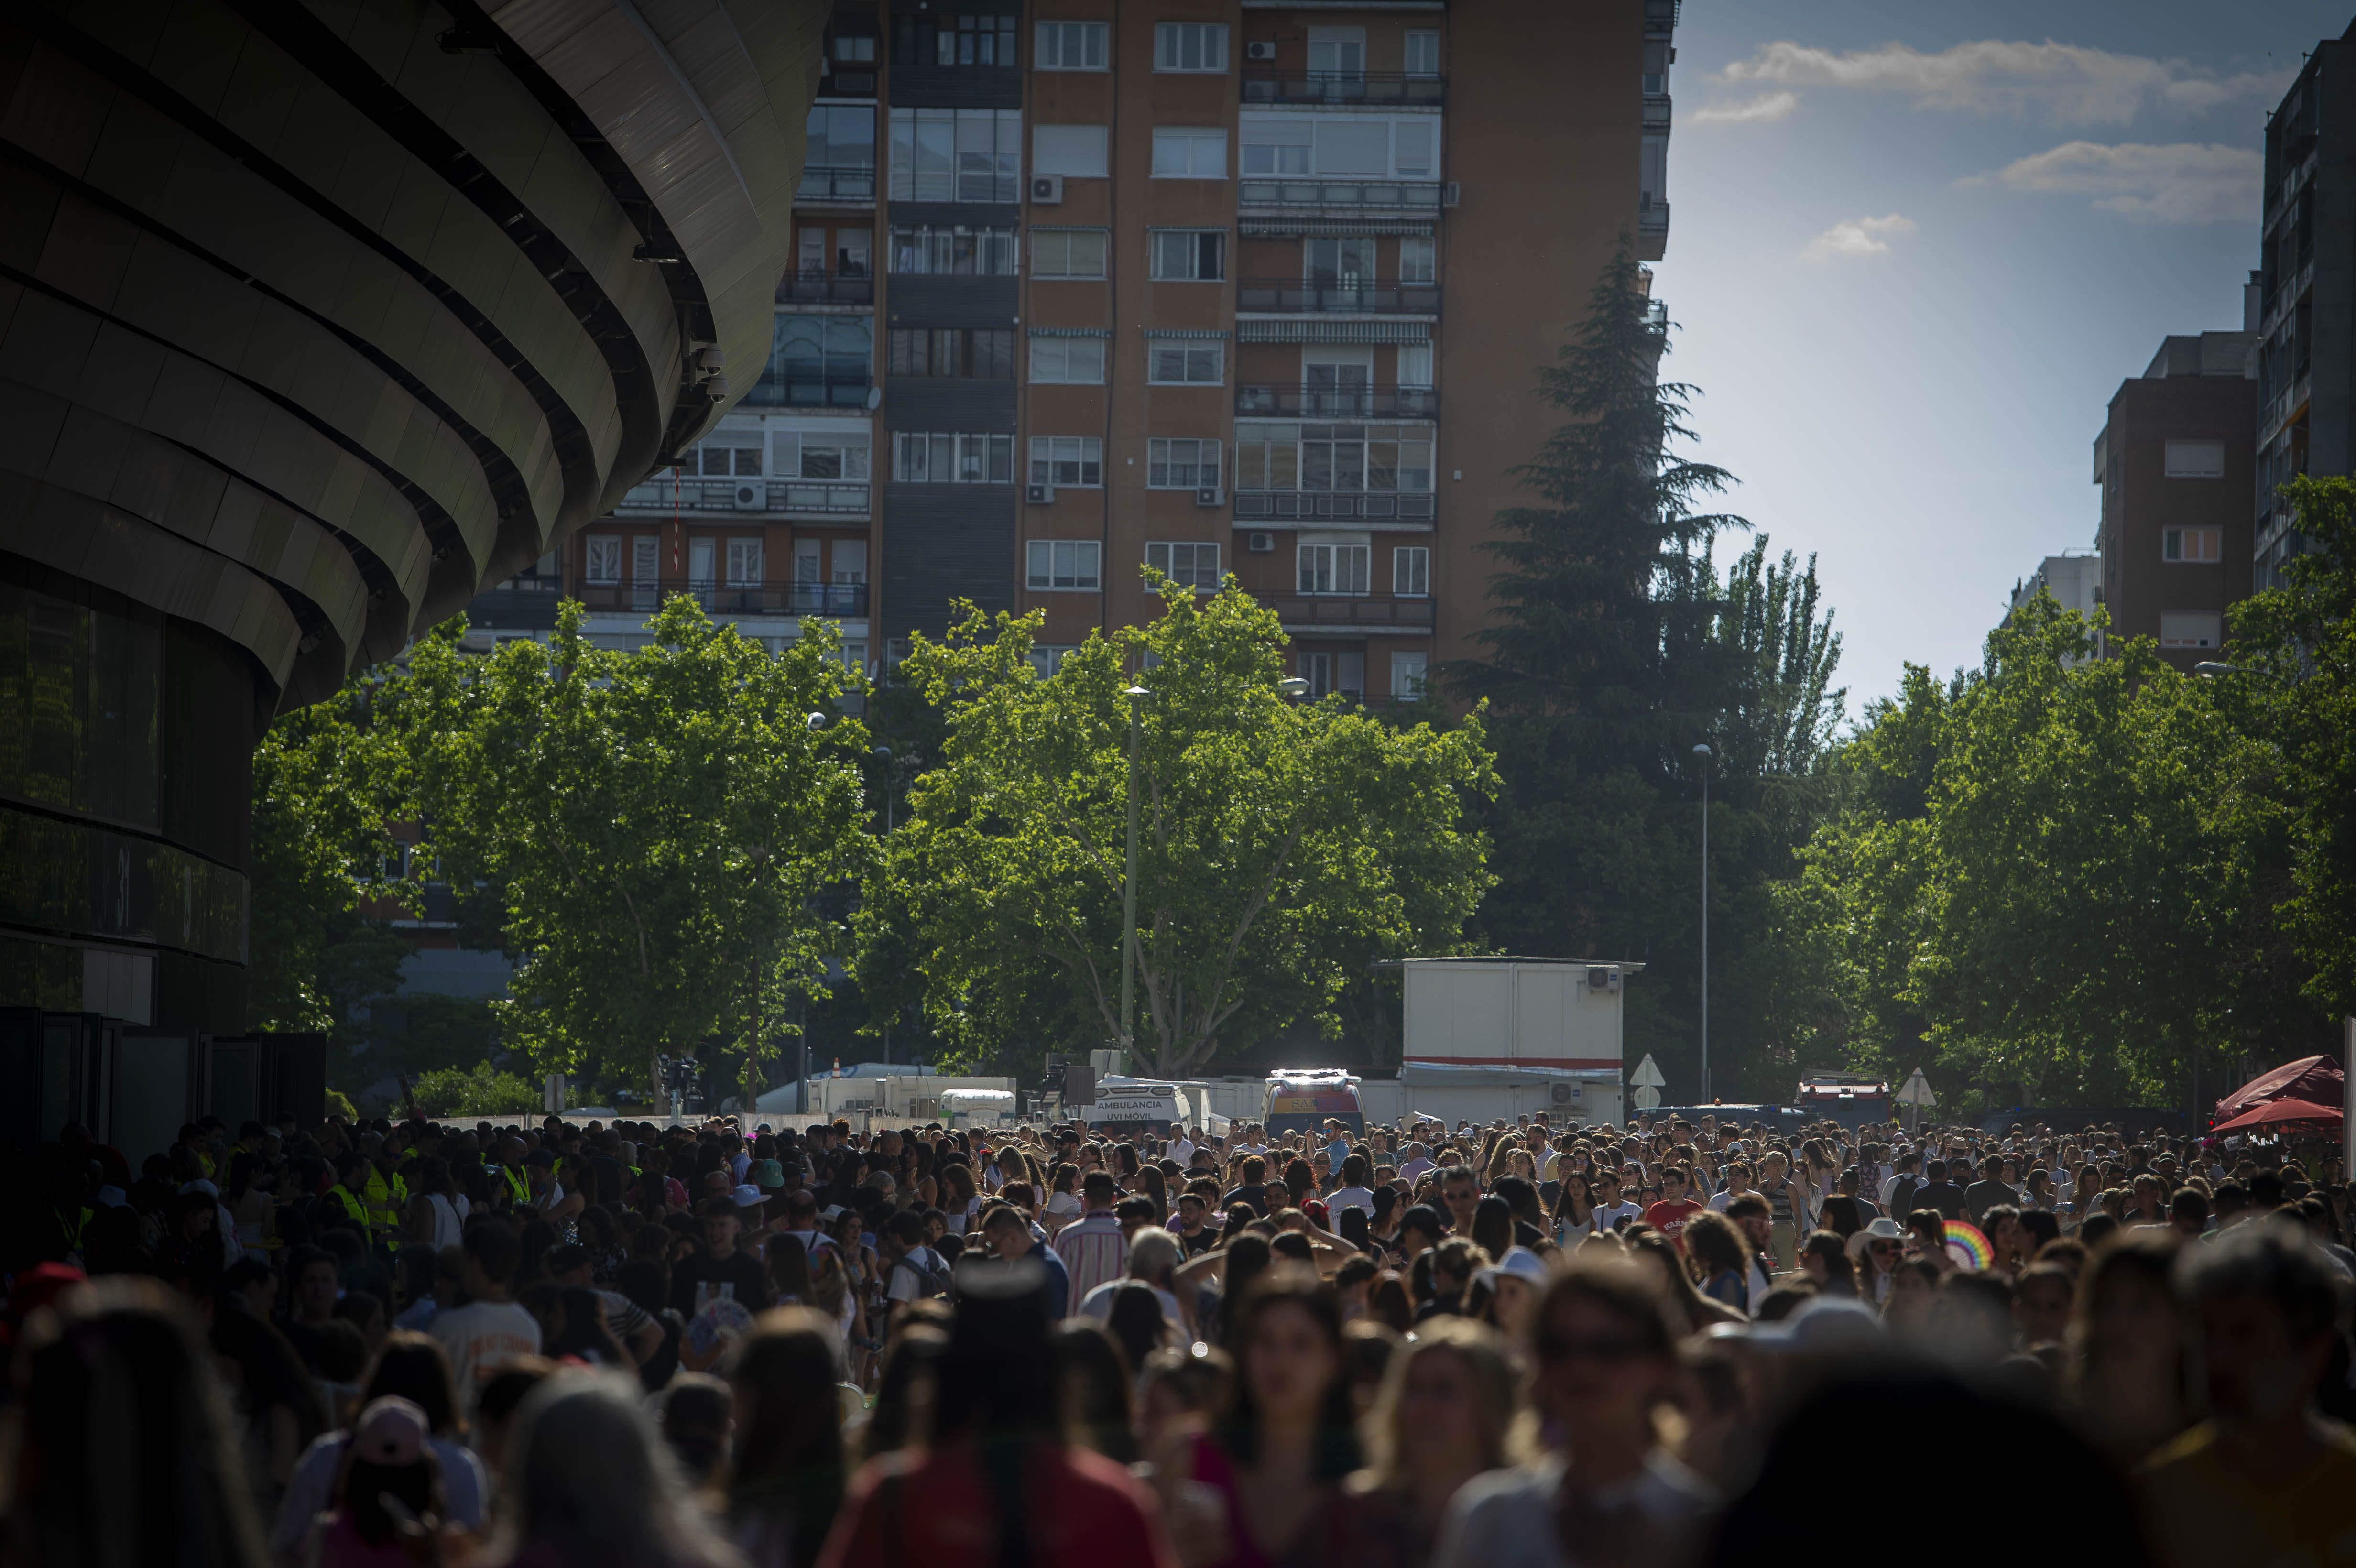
left=818, top=1439, right=1177, bottom=1568
left=1642, top=1198, right=1705, bottom=1243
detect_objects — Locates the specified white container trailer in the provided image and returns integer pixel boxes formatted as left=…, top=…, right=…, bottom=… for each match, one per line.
left=1394, top=958, right=1640, bottom=1128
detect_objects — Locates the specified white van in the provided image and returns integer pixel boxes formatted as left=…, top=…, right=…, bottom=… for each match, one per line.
left=1080, top=1075, right=1189, bottom=1136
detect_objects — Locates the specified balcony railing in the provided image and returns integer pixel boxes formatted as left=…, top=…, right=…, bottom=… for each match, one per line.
left=619, top=479, right=871, bottom=517
left=1238, top=179, right=1442, bottom=211
left=776, top=270, right=875, bottom=305
left=573, top=580, right=871, bottom=618
left=1241, top=69, right=1445, bottom=107
left=742, top=374, right=873, bottom=409
left=1270, top=595, right=1435, bottom=627
left=465, top=588, right=561, bottom=631
left=796, top=165, right=878, bottom=202
left=1236, top=278, right=1440, bottom=315
left=1236, top=384, right=1438, bottom=419
left=1235, top=491, right=1436, bottom=522
left=1639, top=200, right=1670, bottom=236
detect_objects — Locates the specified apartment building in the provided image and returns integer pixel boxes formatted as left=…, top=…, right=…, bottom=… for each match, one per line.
left=470, top=0, right=1675, bottom=702
left=2093, top=332, right=2258, bottom=668
left=2254, top=21, right=2356, bottom=588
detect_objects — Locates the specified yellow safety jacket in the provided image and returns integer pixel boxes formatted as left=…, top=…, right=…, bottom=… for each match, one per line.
left=360, top=1165, right=409, bottom=1235
left=325, top=1183, right=371, bottom=1234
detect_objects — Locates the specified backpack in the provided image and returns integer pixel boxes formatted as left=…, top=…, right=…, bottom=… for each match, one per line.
left=1889, top=1175, right=1921, bottom=1218
left=900, top=1247, right=956, bottom=1301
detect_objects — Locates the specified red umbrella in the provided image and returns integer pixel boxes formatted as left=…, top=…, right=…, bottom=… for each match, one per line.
left=2211, top=1097, right=2344, bottom=1134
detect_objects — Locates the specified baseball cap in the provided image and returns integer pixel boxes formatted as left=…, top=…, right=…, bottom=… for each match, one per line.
left=753, top=1159, right=786, bottom=1190
left=352, top=1397, right=429, bottom=1467
left=731, top=1183, right=764, bottom=1208
left=1749, top=1296, right=1886, bottom=1356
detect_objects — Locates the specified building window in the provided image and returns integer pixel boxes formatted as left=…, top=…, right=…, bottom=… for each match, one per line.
left=697, top=440, right=763, bottom=476
left=1035, top=20, right=1106, bottom=69
left=888, top=328, right=1016, bottom=378
left=835, top=33, right=876, bottom=64
left=1242, top=119, right=1311, bottom=176
left=2162, top=527, right=2223, bottom=563
left=1034, top=124, right=1109, bottom=178
left=2159, top=612, right=2223, bottom=649
left=773, top=431, right=872, bottom=480
left=1394, top=545, right=1429, bottom=597
left=892, top=433, right=1014, bottom=483
left=726, top=539, right=764, bottom=584
left=1155, top=22, right=1228, bottom=72
left=1298, top=542, right=1371, bottom=594
left=1299, top=650, right=1364, bottom=699
left=2163, top=439, right=2226, bottom=479
left=1148, top=341, right=1223, bottom=384
left=1031, top=336, right=1107, bottom=383
left=1399, top=237, right=1436, bottom=284
left=1029, top=436, right=1103, bottom=487
left=1308, top=25, right=1365, bottom=77
left=897, top=12, right=1016, bottom=66
left=1147, top=438, right=1221, bottom=488
left=1242, top=115, right=1441, bottom=181
left=1032, top=230, right=1108, bottom=278
left=888, top=108, right=1022, bottom=203
left=1027, top=540, right=1102, bottom=590
left=1028, top=644, right=1080, bottom=676
left=889, top=226, right=1018, bottom=275
left=802, top=105, right=877, bottom=185
left=1390, top=650, right=1429, bottom=699
left=1152, top=128, right=1228, bottom=179
left=752, top=316, right=872, bottom=406
left=585, top=536, right=622, bottom=584
left=1146, top=541, right=1222, bottom=591
left=1237, top=423, right=1432, bottom=493
left=1404, top=30, right=1440, bottom=77
left=1151, top=230, right=1226, bottom=281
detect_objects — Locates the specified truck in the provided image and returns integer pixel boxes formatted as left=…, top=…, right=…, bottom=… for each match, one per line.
left=1793, top=1072, right=1893, bottom=1129
left=1080, top=1075, right=1193, bottom=1137
left=1390, top=957, right=1638, bottom=1128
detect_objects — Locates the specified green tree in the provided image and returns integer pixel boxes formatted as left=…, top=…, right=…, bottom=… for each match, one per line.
left=247, top=671, right=414, bottom=1038
left=404, top=599, right=872, bottom=1099
left=862, top=579, right=1496, bottom=1078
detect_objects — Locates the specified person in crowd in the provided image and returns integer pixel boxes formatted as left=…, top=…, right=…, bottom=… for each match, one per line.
left=1057, top=1318, right=1142, bottom=1464
left=478, top=1371, right=737, bottom=1568
left=2070, top=1231, right=2192, bottom=1466
left=653, top=1373, right=735, bottom=1495
left=1343, top=1317, right=1524, bottom=1568
left=305, top=1396, right=453, bottom=1568
left=818, top=1264, right=1173, bottom=1568
left=728, top=1308, right=847, bottom=1568
left=1435, top=1256, right=1713, bottom=1568
left=428, top=1220, right=542, bottom=1410
left=1054, top=1170, right=1133, bottom=1310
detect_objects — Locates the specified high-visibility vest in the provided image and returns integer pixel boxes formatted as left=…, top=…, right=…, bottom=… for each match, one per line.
left=325, top=1184, right=371, bottom=1233
left=490, top=1163, right=530, bottom=1206
left=361, top=1165, right=408, bottom=1235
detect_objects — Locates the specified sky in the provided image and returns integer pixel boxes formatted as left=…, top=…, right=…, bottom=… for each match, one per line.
left=1651, top=0, right=2351, bottom=710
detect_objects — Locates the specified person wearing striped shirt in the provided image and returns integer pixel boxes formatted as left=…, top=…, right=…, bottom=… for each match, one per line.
left=1049, top=1170, right=1128, bottom=1314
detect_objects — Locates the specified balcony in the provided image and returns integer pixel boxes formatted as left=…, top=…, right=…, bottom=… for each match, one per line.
left=1269, top=594, right=1434, bottom=628
left=1239, top=179, right=1442, bottom=211
left=1642, top=94, right=1672, bottom=129
left=1241, top=70, right=1445, bottom=107
left=619, top=478, right=871, bottom=518
left=573, top=580, right=871, bottom=619
left=1236, top=278, right=1440, bottom=315
left=1235, top=491, right=1436, bottom=522
left=776, top=270, right=875, bottom=306
left=465, top=588, right=561, bottom=631
left=796, top=165, right=877, bottom=203
left=1639, top=199, right=1669, bottom=237
left=1237, top=384, right=1437, bottom=419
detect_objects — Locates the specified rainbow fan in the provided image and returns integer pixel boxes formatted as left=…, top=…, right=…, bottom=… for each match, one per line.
left=1943, top=1220, right=1994, bottom=1272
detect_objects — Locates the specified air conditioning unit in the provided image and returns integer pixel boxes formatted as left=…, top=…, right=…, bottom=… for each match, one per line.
left=1194, top=486, right=1224, bottom=508
left=1586, top=965, right=1622, bottom=993
left=1247, top=531, right=1276, bottom=553
left=732, top=482, right=764, bottom=510
left=1441, top=181, right=1461, bottom=207
left=1245, top=40, right=1277, bottom=61
left=1550, top=1082, right=1577, bottom=1105
left=1030, top=174, right=1064, bottom=205
left=1025, top=483, right=1055, bottom=505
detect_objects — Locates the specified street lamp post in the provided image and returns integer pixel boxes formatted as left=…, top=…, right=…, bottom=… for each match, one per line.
left=1120, top=686, right=1154, bottom=1056
left=1693, top=742, right=1712, bottom=1105
left=873, top=744, right=894, bottom=1064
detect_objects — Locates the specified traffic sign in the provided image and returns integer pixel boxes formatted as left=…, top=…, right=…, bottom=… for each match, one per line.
left=1634, top=1085, right=1662, bottom=1111
left=1629, top=1054, right=1667, bottom=1089
left=1895, top=1068, right=1937, bottom=1108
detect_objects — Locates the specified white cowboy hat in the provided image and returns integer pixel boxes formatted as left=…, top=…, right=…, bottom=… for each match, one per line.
left=1845, top=1215, right=1907, bottom=1261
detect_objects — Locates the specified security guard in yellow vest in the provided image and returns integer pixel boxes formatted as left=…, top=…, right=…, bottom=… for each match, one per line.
left=488, top=1136, right=532, bottom=1209
left=324, top=1151, right=374, bottom=1240
left=360, top=1152, right=409, bottom=1245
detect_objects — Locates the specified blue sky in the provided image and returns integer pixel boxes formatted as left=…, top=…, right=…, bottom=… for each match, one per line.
left=1652, top=1, right=2350, bottom=709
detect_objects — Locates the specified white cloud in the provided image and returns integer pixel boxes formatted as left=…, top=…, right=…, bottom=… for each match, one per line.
left=1719, top=39, right=2289, bottom=126
left=1969, top=141, right=2260, bottom=223
left=1690, top=90, right=1799, bottom=126
left=1802, top=214, right=1918, bottom=262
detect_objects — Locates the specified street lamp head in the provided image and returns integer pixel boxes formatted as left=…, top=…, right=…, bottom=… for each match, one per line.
left=806, top=712, right=826, bottom=730
left=872, top=744, right=893, bottom=761
left=2192, top=662, right=2237, bottom=678
left=1124, top=685, right=1154, bottom=701
left=1277, top=677, right=1310, bottom=699
left=1692, top=743, right=1712, bottom=757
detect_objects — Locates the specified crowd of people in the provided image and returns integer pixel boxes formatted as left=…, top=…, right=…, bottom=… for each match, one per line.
left=2, top=1104, right=2352, bottom=1568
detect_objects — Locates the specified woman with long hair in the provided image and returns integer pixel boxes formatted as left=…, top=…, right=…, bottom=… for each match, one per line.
left=729, top=1309, right=847, bottom=1568
left=938, top=1162, right=981, bottom=1237
left=1626, top=1232, right=1742, bottom=1334
left=1055, top=1318, right=1140, bottom=1464
left=1681, top=1213, right=1754, bottom=1316
left=770, top=1233, right=816, bottom=1307
left=1342, top=1317, right=1524, bottom=1568
left=818, top=1266, right=1167, bottom=1568
left=5, top=1276, right=273, bottom=1568
left=1551, top=1172, right=1599, bottom=1246
left=1163, top=1268, right=1361, bottom=1568
left=482, top=1373, right=737, bottom=1568
left=211, top=1297, right=331, bottom=1520
left=1797, top=1230, right=1859, bottom=1299
left=271, top=1331, right=491, bottom=1562
left=308, top=1397, right=448, bottom=1568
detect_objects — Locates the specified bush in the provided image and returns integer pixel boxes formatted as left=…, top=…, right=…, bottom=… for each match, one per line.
left=412, top=1062, right=541, bottom=1118
left=325, top=1087, right=359, bottom=1122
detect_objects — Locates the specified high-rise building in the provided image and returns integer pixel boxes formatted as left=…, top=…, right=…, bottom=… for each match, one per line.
left=2094, top=332, right=2258, bottom=667
left=2254, top=22, right=2356, bottom=588
left=503, top=0, right=1680, bottom=700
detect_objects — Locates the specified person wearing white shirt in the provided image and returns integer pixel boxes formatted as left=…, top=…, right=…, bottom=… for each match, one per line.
left=1170, top=1129, right=1197, bottom=1168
